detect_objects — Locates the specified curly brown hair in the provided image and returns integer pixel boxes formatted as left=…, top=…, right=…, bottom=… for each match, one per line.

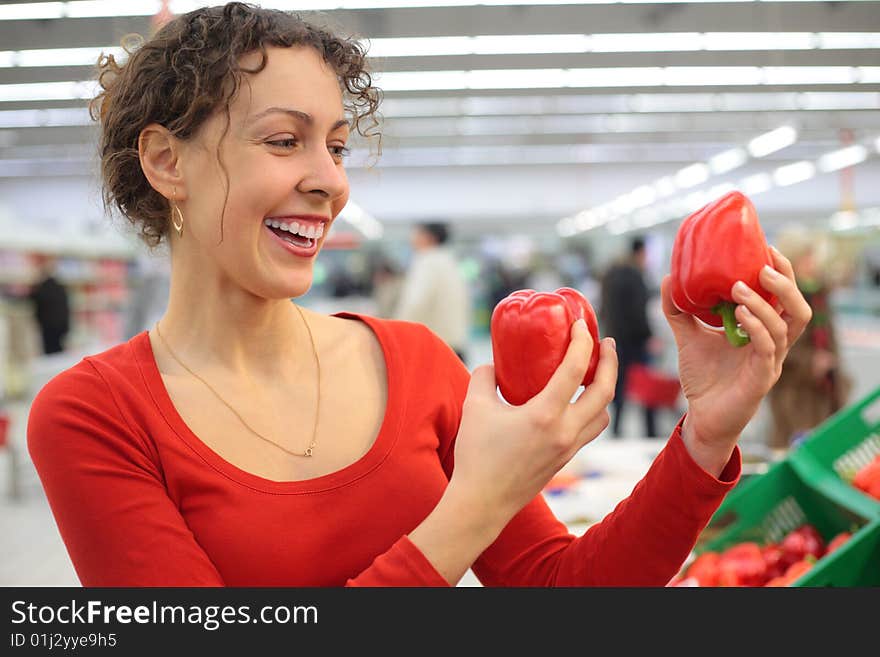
left=90, top=2, right=382, bottom=250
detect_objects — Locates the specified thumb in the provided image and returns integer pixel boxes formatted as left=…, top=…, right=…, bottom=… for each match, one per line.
left=467, top=363, right=498, bottom=398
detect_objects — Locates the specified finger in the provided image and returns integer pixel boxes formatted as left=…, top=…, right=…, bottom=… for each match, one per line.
left=735, top=304, right=776, bottom=360
left=570, top=337, right=618, bottom=425
left=533, top=318, right=594, bottom=410
left=564, top=409, right=611, bottom=461
left=762, top=248, right=813, bottom=344
left=731, top=280, right=788, bottom=355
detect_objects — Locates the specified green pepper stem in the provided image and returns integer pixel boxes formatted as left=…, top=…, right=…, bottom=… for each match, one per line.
left=712, top=301, right=750, bottom=347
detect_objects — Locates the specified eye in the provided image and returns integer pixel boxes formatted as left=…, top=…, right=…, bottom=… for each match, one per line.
left=329, top=144, right=351, bottom=162
left=266, top=136, right=298, bottom=149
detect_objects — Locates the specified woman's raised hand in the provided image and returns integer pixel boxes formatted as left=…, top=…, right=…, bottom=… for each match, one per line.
left=661, top=246, right=813, bottom=474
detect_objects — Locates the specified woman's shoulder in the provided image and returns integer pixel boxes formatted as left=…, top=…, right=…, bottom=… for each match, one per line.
left=30, top=333, right=148, bottom=410
left=329, top=310, right=450, bottom=353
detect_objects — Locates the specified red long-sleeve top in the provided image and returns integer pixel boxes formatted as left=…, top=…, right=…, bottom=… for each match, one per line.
left=27, top=312, right=740, bottom=587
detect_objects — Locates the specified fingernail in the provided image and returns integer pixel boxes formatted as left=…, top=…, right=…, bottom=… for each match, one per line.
left=576, top=318, right=586, bottom=330
left=733, top=280, right=751, bottom=296
left=770, top=245, right=782, bottom=256
left=763, top=264, right=780, bottom=279
left=608, top=337, right=616, bottom=351
left=739, top=305, right=753, bottom=318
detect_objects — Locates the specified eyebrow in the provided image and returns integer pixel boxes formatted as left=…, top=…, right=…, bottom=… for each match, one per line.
left=249, top=107, right=349, bottom=132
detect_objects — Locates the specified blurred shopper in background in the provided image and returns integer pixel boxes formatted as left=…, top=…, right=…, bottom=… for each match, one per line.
left=393, top=221, right=471, bottom=363
left=599, top=236, right=657, bottom=438
left=370, top=256, right=403, bottom=319
left=26, top=253, right=71, bottom=356
left=768, top=230, right=852, bottom=453
left=25, top=2, right=813, bottom=589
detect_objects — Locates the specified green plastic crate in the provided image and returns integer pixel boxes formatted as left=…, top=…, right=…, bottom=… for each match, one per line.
left=697, top=459, right=871, bottom=553
left=789, top=385, right=880, bottom=520
left=794, top=519, right=880, bottom=587
left=693, top=458, right=880, bottom=586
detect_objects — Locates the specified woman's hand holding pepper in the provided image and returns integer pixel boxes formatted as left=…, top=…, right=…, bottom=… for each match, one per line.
left=409, top=321, right=617, bottom=585
left=661, top=246, right=813, bottom=476
left=448, top=320, right=618, bottom=529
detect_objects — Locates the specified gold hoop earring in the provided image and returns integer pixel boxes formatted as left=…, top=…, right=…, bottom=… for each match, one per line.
left=171, top=204, right=184, bottom=238
left=171, top=187, right=184, bottom=239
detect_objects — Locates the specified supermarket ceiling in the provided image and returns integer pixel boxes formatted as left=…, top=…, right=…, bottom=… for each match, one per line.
left=1, top=0, right=880, bottom=238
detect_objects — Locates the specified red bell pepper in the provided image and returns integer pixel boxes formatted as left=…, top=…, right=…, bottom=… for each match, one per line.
left=826, top=531, right=852, bottom=554
left=853, top=455, right=880, bottom=500
left=490, top=287, right=600, bottom=406
left=717, top=542, right=768, bottom=587
left=761, top=543, right=787, bottom=580
left=780, top=524, right=825, bottom=567
left=764, top=559, right=812, bottom=587
left=684, top=552, right=721, bottom=587
left=670, top=190, right=777, bottom=347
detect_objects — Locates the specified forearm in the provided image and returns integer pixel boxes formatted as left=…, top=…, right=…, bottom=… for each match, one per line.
left=407, top=483, right=508, bottom=586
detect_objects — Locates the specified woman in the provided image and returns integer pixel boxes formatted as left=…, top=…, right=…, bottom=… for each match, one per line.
left=768, top=231, right=851, bottom=453
left=27, top=3, right=811, bottom=587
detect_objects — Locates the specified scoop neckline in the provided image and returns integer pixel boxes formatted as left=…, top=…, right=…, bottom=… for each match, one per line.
left=134, top=311, right=402, bottom=494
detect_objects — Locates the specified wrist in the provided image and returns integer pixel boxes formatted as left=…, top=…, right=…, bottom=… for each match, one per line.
left=442, top=479, right=511, bottom=540
left=681, top=413, right=738, bottom=478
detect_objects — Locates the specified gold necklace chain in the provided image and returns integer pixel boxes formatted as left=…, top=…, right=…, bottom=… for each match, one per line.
left=154, top=305, right=320, bottom=458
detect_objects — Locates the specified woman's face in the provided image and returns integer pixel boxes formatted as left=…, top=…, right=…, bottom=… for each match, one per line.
left=177, top=46, right=351, bottom=299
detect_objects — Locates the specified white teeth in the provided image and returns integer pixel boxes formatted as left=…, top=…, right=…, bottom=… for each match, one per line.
left=264, top=218, right=324, bottom=240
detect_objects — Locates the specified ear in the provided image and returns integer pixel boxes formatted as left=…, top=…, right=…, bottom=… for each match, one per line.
left=138, top=123, right=186, bottom=201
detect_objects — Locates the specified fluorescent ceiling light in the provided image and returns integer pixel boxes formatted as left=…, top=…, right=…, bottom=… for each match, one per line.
left=379, top=92, right=878, bottom=118
left=367, top=34, right=592, bottom=58
left=764, top=67, right=857, bottom=85
left=0, top=2, right=64, bottom=20
left=377, top=67, right=871, bottom=92
left=703, top=32, right=815, bottom=51
left=662, top=67, right=763, bottom=86
left=0, top=47, right=124, bottom=68
left=674, top=163, right=710, bottom=189
left=67, top=1, right=160, bottom=18
left=0, top=80, right=98, bottom=102
left=817, top=144, right=869, bottom=173
left=748, top=126, right=798, bottom=158
left=818, top=33, right=880, bottom=50
left=4, top=32, right=877, bottom=64
left=708, top=147, right=748, bottom=174
left=589, top=33, right=702, bottom=53
left=707, top=182, right=737, bottom=199
left=739, top=173, right=774, bottom=196
left=0, top=0, right=867, bottom=21
left=859, top=68, right=880, bottom=84
left=773, top=160, right=816, bottom=187
left=654, top=176, right=677, bottom=198
left=0, top=108, right=91, bottom=128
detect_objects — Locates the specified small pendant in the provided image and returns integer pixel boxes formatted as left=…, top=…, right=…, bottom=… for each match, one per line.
left=304, top=446, right=314, bottom=457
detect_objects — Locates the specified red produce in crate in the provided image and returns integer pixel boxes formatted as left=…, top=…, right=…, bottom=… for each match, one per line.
left=685, top=552, right=721, bottom=587
left=780, top=524, right=825, bottom=567
left=761, top=543, right=787, bottom=580
left=718, top=542, right=768, bottom=587
left=826, top=531, right=852, bottom=554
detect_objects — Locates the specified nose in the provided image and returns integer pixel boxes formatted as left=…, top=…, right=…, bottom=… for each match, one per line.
left=296, top=144, right=348, bottom=203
